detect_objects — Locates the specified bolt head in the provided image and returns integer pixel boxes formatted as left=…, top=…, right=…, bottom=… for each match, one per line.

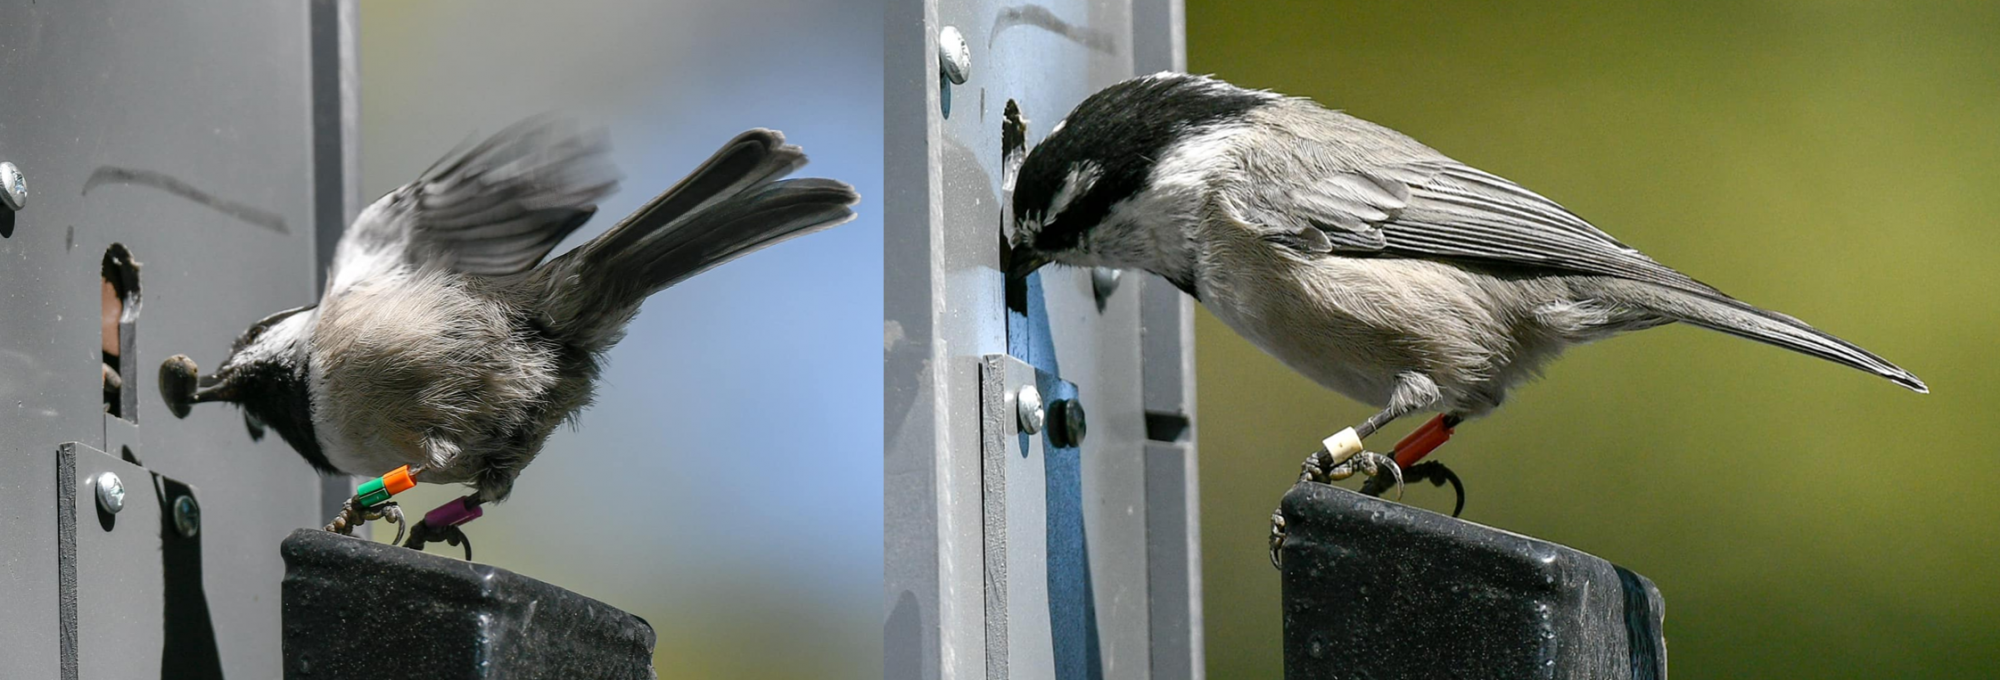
left=1063, top=399, right=1087, bottom=446
left=0, top=162, right=24, bottom=211
left=94, top=472, right=125, bottom=514
left=1048, top=398, right=1088, bottom=448
left=1091, top=267, right=1122, bottom=294
left=1016, top=384, right=1045, bottom=435
left=938, top=26, right=971, bottom=85
left=173, top=495, right=201, bottom=538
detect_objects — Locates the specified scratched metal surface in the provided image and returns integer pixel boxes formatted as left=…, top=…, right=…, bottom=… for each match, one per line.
left=0, top=2, right=332, bottom=677
left=885, top=1, right=1198, bottom=679
left=988, top=0, right=1154, bottom=665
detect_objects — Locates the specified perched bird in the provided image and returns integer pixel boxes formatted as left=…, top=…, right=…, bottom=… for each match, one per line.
left=161, top=119, right=857, bottom=550
left=1002, top=73, right=1924, bottom=566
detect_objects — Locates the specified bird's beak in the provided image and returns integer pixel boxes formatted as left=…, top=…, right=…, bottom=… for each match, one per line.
left=160, top=354, right=238, bottom=419
left=1005, top=243, right=1050, bottom=280
left=192, top=373, right=240, bottom=404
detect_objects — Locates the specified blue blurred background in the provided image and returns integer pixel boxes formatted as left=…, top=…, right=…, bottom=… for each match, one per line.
left=357, top=2, right=881, bottom=677
left=1188, top=2, right=2000, bottom=678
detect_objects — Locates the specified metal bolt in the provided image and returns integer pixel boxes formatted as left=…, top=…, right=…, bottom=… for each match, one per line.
left=0, top=162, right=24, bottom=211
left=173, top=495, right=201, bottom=538
left=1091, top=267, right=1123, bottom=309
left=1016, top=384, right=1045, bottom=435
left=94, top=472, right=125, bottom=514
left=1049, top=398, right=1088, bottom=448
left=938, top=26, right=971, bottom=85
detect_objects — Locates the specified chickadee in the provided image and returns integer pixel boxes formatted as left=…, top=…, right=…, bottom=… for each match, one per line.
left=162, top=118, right=857, bottom=547
left=1003, top=73, right=1924, bottom=566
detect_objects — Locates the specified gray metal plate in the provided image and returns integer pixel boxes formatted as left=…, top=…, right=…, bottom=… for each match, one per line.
left=0, top=2, right=334, bottom=677
left=67, top=443, right=165, bottom=680
left=0, top=441, right=63, bottom=678
left=981, top=355, right=1058, bottom=680
left=884, top=1, right=1192, bottom=680
left=886, top=1, right=1195, bottom=678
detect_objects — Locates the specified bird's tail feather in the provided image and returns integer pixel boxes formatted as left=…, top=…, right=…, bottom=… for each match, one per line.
left=586, top=177, right=857, bottom=295
left=536, top=129, right=857, bottom=346
left=1647, top=292, right=1927, bottom=393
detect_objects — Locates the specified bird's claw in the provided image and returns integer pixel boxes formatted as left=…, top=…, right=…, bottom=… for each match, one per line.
left=402, top=521, right=474, bottom=561
left=378, top=503, right=407, bottom=545
left=1363, top=460, right=1467, bottom=517
left=1269, top=510, right=1288, bottom=569
left=1301, top=449, right=1403, bottom=497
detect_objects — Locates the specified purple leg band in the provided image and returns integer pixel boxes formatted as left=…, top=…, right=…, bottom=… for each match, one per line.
left=422, top=495, right=484, bottom=528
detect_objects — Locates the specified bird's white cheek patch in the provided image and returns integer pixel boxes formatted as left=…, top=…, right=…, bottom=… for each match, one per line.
left=1046, top=160, right=1103, bottom=219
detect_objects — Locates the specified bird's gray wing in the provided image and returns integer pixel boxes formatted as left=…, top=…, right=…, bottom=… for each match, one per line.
left=1235, top=157, right=1725, bottom=299
left=326, top=117, right=618, bottom=298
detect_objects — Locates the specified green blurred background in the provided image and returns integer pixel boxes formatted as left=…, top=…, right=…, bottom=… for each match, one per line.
left=1187, top=1, right=1999, bottom=678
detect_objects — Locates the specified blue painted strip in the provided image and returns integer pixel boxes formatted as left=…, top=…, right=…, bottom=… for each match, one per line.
left=1010, top=272, right=1105, bottom=680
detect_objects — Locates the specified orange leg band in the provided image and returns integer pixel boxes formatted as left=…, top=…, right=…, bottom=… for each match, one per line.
left=1392, top=414, right=1455, bottom=468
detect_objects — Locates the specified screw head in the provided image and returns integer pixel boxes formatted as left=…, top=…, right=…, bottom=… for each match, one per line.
left=938, top=26, right=971, bottom=85
left=173, top=495, right=201, bottom=538
left=94, top=472, right=125, bottom=514
left=0, top=162, right=24, bottom=211
left=1016, top=384, right=1045, bottom=435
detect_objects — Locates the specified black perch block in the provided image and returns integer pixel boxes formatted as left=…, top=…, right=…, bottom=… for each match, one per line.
left=281, top=529, right=657, bottom=680
left=1279, top=482, right=1667, bottom=680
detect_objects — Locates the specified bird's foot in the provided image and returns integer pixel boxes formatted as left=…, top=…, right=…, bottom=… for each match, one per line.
left=402, top=521, right=474, bottom=561
left=1268, top=510, right=1288, bottom=570
left=399, top=494, right=485, bottom=560
left=1271, top=447, right=1404, bottom=568
left=1362, top=460, right=1467, bottom=517
left=322, top=497, right=407, bottom=544
left=322, top=496, right=364, bottom=534
left=1301, top=448, right=1403, bottom=496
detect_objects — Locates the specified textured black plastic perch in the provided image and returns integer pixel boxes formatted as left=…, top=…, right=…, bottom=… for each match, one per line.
left=281, top=529, right=657, bottom=679
left=1278, top=482, right=1667, bottom=680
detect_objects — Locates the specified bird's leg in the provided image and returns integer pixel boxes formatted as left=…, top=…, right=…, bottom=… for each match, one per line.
left=402, top=494, right=484, bottom=561
left=1361, top=414, right=1467, bottom=513
left=321, top=465, right=422, bottom=537
left=1270, top=404, right=1412, bottom=568
left=1298, top=404, right=1409, bottom=487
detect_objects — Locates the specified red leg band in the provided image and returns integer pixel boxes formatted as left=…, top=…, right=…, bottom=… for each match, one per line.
left=1392, top=414, right=1455, bottom=468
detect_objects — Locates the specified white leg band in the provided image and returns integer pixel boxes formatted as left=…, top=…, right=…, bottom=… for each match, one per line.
left=1321, top=427, right=1364, bottom=464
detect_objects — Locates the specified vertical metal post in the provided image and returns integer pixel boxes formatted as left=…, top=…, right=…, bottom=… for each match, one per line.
left=883, top=0, right=990, bottom=676
left=885, top=1, right=1196, bottom=678
left=1130, top=3, right=1202, bottom=679
left=309, top=0, right=363, bottom=529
